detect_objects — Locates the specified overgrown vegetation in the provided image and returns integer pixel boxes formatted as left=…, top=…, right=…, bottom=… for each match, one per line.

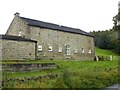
left=2, top=60, right=119, bottom=88
left=2, top=48, right=119, bottom=88
left=90, top=8, right=120, bottom=54
left=90, top=30, right=120, bottom=54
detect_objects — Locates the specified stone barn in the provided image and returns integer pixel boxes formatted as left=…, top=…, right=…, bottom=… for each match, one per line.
left=2, top=12, right=95, bottom=60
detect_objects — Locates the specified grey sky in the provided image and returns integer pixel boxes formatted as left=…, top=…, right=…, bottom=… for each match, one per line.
left=0, top=0, right=119, bottom=34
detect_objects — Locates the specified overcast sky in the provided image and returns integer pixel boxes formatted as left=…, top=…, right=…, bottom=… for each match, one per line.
left=0, top=0, right=119, bottom=34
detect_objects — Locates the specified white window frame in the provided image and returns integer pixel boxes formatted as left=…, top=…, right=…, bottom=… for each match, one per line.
left=38, top=45, right=42, bottom=51
left=59, top=47, right=62, bottom=52
left=74, top=49, right=77, bottom=53
left=89, top=49, right=92, bottom=54
left=66, top=45, right=71, bottom=55
left=82, top=48, right=85, bottom=53
left=18, top=31, right=22, bottom=36
left=48, top=45, right=52, bottom=52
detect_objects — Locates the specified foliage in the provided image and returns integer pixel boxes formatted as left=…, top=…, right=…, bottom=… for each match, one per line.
left=2, top=59, right=119, bottom=88
left=2, top=48, right=119, bottom=88
left=90, top=30, right=120, bottom=54
left=95, top=47, right=119, bottom=56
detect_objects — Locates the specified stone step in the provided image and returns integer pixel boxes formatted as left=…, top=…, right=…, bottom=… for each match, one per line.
left=2, top=63, right=58, bottom=72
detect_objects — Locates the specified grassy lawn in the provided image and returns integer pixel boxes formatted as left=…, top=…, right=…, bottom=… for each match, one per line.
left=2, top=47, right=119, bottom=88
left=95, top=47, right=119, bottom=56
left=2, top=60, right=119, bottom=88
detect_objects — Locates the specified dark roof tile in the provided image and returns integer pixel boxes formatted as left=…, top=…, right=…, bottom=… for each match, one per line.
left=20, top=17, right=93, bottom=37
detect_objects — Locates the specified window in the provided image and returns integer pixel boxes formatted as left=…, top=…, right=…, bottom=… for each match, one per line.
left=48, top=34, right=50, bottom=38
left=19, top=30, right=22, bottom=36
left=67, top=37, right=69, bottom=39
left=74, top=49, right=77, bottom=53
left=82, top=48, right=85, bottom=53
left=38, top=45, right=42, bottom=51
left=89, top=49, right=92, bottom=54
left=57, top=35, right=59, bottom=39
left=77, top=38, right=79, bottom=42
left=59, top=47, right=62, bottom=52
left=66, top=45, right=70, bottom=55
left=48, top=46, right=52, bottom=52
left=39, top=33, right=41, bottom=37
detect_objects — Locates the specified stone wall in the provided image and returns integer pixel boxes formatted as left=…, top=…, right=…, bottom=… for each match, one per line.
left=0, top=39, right=36, bottom=60
left=6, top=15, right=95, bottom=60
left=29, top=26, right=95, bottom=60
left=2, top=63, right=57, bottom=72
left=6, top=15, right=30, bottom=39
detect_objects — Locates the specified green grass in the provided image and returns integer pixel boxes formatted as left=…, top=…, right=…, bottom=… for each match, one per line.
left=2, top=47, right=119, bottom=88
left=2, top=60, right=119, bottom=88
left=95, top=47, right=119, bottom=56
left=3, top=69, right=59, bottom=79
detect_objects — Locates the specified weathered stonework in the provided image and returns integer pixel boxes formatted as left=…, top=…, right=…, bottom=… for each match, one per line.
left=0, top=35, right=37, bottom=60
left=29, top=26, right=95, bottom=60
left=2, top=63, right=57, bottom=72
left=4, top=13, right=95, bottom=60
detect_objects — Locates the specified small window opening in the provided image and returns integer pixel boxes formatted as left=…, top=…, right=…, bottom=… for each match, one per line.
left=74, top=49, right=77, bottom=53
left=19, top=30, right=22, bottom=36
left=48, top=46, right=52, bottom=52
left=89, top=49, right=92, bottom=54
left=82, top=48, right=85, bottom=53
left=59, top=47, right=62, bottom=52
left=38, top=45, right=42, bottom=51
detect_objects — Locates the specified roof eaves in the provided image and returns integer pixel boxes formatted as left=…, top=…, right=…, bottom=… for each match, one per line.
left=0, top=35, right=37, bottom=42
left=20, top=16, right=94, bottom=37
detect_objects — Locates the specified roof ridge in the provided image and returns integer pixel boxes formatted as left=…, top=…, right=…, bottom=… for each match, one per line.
left=20, top=16, right=93, bottom=37
left=20, top=16, right=60, bottom=26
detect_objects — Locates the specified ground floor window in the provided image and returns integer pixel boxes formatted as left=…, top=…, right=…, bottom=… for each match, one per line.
left=59, top=47, right=62, bottom=52
left=74, top=49, right=77, bottom=53
left=38, top=45, right=42, bottom=51
left=66, top=45, right=71, bottom=55
left=82, top=48, right=85, bottom=53
left=48, top=45, right=52, bottom=52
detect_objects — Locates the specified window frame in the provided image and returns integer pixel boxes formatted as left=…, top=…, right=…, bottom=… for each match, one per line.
left=38, top=45, right=42, bottom=52
left=81, top=48, right=85, bottom=53
left=66, top=45, right=71, bottom=55
left=48, top=45, right=52, bottom=52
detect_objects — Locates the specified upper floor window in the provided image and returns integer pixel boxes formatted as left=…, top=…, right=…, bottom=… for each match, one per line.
left=89, top=49, right=92, bottom=54
left=77, top=38, right=79, bottom=42
left=39, top=33, right=41, bottom=37
left=57, top=35, right=59, bottom=39
left=18, top=30, right=22, bottom=36
left=48, top=34, right=50, bottom=38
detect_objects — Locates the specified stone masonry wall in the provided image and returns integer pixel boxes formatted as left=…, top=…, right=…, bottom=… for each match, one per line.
left=6, top=15, right=30, bottom=39
left=6, top=15, right=95, bottom=60
left=29, top=26, right=95, bottom=60
left=0, top=39, right=36, bottom=60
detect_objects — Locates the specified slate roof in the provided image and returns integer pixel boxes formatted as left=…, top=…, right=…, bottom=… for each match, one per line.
left=0, top=35, right=37, bottom=42
left=20, top=17, right=93, bottom=37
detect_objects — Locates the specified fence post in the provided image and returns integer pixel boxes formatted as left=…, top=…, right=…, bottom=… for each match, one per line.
left=96, top=56, right=99, bottom=61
